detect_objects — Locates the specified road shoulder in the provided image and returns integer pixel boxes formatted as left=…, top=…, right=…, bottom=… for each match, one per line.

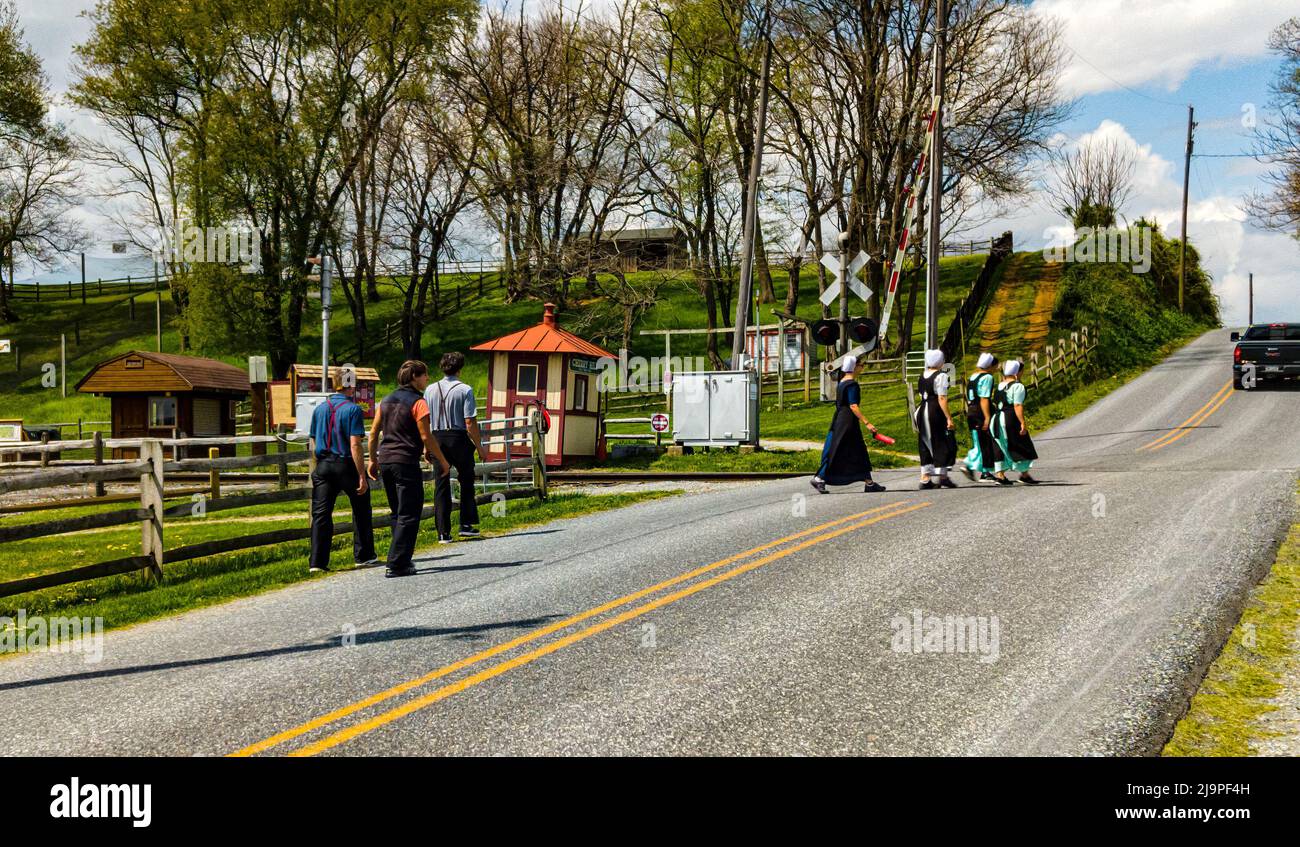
left=1164, top=482, right=1300, bottom=756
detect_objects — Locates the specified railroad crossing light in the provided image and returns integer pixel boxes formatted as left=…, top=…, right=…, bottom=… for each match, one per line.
left=811, top=319, right=839, bottom=346
left=849, top=317, right=878, bottom=345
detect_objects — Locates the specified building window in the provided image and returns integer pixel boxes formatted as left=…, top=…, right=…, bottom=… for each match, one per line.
left=148, top=396, right=177, bottom=428
left=572, top=375, right=588, bottom=411
left=516, top=363, right=539, bottom=394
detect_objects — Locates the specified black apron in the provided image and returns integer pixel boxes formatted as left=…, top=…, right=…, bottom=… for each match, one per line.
left=965, top=372, right=1000, bottom=473
left=817, top=379, right=873, bottom=484
left=915, top=370, right=958, bottom=468
left=992, top=382, right=1038, bottom=463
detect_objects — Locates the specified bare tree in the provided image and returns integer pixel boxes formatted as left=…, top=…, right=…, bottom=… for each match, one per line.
left=1045, top=135, right=1137, bottom=229
left=1246, top=17, right=1300, bottom=237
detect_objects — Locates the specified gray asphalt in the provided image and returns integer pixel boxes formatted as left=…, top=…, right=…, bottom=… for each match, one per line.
left=1, top=328, right=1295, bottom=756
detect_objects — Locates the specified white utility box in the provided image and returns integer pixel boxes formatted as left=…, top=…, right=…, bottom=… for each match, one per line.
left=293, top=391, right=330, bottom=438
left=670, top=370, right=760, bottom=447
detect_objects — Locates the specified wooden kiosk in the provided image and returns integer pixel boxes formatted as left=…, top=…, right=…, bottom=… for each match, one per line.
left=471, top=303, right=614, bottom=467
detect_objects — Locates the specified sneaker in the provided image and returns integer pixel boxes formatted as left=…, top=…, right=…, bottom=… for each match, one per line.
left=863, top=481, right=887, bottom=493
left=308, top=565, right=329, bottom=574
left=459, top=526, right=481, bottom=538
left=354, top=557, right=382, bottom=568
left=438, top=535, right=454, bottom=544
left=385, top=565, right=417, bottom=578
left=958, top=465, right=975, bottom=481
left=919, top=480, right=937, bottom=490
left=979, top=472, right=996, bottom=482
left=994, top=475, right=1014, bottom=486
left=938, top=477, right=958, bottom=489
left=1019, top=474, right=1041, bottom=485
left=810, top=477, right=828, bottom=494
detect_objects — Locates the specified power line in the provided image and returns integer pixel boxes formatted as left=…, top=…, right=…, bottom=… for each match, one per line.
left=1062, top=45, right=1187, bottom=109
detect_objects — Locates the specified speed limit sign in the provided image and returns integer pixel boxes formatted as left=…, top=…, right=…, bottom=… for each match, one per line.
left=650, top=413, right=669, bottom=433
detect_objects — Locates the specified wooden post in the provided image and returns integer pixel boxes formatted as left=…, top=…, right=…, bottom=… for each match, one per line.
left=93, top=431, right=105, bottom=497
left=209, top=447, right=220, bottom=500
left=139, top=439, right=165, bottom=580
left=803, top=326, right=811, bottom=403
left=40, top=431, right=49, bottom=468
left=277, top=426, right=289, bottom=490
left=530, top=409, right=547, bottom=500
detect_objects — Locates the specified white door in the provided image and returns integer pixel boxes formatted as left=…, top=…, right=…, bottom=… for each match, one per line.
left=670, top=373, right=710, bottom=442
left=709, top=374, right=750, bottom=441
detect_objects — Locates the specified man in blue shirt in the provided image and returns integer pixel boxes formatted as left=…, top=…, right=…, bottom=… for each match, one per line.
left=308, top=380, right=376, bottom=572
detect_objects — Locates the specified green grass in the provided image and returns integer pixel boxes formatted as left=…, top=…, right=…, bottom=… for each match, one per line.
left=1163, top=483, right=1300, bottom=756
left=0, top=488, right=672, bottom=641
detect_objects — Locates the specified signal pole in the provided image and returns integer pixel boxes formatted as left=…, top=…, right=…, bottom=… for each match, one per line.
left=1179, top=104, right=1195, bottom=313
left=1248, top=272, right=1253, bottom=325
left=925, top=0, right=947, bottom=350
left=731, top=33, right=773, bottom=369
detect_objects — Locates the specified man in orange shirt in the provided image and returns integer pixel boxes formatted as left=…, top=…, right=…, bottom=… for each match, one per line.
left=367, top=360, right=451, bottom=578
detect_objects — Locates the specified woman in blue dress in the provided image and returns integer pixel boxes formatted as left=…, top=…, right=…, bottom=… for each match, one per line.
left=812, top=354, right=887, bottom=494
left=990, top=359, right=1040, bottom=485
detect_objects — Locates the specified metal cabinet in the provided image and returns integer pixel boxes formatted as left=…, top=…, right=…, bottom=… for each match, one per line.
left=670, top=370, right=759, bottom=447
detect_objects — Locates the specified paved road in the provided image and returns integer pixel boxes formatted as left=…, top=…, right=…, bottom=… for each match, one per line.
left=1, top=328, right=1295, bottom=756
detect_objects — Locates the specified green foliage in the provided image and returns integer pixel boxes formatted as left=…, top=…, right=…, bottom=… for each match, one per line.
left=1053, top=222, right=1218, bottom=372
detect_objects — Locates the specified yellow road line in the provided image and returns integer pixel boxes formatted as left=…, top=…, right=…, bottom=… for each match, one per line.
left=1147, top=385, right=1233, bottom=451
left=1138, top=380, right=1232, bottom=451
left=289, top=501, right=932, bottom=757
left=231, top=500, right=907, bottom=757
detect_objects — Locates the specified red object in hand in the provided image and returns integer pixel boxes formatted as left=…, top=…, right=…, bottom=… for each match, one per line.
left=872, top=432, right=896, bottom=445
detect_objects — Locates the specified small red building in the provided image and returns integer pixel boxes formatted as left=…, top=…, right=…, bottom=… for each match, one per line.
left=471, top=303, right=614, bottom=467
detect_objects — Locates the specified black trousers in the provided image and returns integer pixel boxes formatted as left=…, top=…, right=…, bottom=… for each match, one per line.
left=433, top=430, right=479, bottom=538
left=381, top=462, right=425, bottom=568
left=309, top=456, right=375, bottom=569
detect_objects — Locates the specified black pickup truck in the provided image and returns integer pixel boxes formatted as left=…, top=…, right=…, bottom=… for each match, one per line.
left=1232, top=323, right=1300, bottom=389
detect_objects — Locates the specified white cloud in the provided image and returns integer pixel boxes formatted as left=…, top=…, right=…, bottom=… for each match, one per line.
left=1031, top=0, right=1296, bottom=98
left=969, top=119, right=1299, bottom=327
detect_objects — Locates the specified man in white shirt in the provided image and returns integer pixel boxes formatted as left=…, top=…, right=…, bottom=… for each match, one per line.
left=425, top=351, right=484, bottom=543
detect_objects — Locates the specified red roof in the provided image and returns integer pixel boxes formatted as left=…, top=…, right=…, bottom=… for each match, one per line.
left=470, top=303, right=615, bottom=358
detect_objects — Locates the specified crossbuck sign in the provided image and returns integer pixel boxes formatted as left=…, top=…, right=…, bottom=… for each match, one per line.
left=818, top=250, right=872, bottom=307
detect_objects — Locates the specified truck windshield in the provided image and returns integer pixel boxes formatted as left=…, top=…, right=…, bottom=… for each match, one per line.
left=1243, top=325, right=1300, bottom=341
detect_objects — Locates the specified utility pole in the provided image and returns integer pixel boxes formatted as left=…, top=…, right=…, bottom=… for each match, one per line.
left=321, top=256, right=333, bottom=392
left=838, top=232, right=850, bottom=355
left=154, top=255, right=162, bottom=352
left=730, top=20, right=773, bottom=370
left=925, top=0, right=947, bottom=350
left=1248, top=272, right=1254, bottom=326
left=1179, top=104, right=1195, bottom=313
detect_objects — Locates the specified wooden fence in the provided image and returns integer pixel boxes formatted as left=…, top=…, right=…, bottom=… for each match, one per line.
left=0, top=413, right=547, bottom=599
left=1023, top=326, right=1098, bottom=389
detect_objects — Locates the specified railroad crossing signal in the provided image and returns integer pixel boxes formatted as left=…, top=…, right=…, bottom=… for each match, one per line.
left=819, top=250, right=872, bottom=307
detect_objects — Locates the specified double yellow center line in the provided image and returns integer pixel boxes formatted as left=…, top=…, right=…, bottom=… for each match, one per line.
left=232, top=499, right=930, bottom=757
left=1138, top=379, right=1233, bottom=452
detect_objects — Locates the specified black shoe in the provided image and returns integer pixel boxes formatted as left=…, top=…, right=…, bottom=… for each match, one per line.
left=938, top=477, right=958, bottom=489
left=810, top=477, right=828, bottom=494
left=979, top=472, right=996, bottom=481
left=994, top=476, right=1014, bottom=486
left=308, top=565, right=329, bottom=574
left=384, top=565, right=417, bottom=578
left=1019, top=474, right=1041, bottom=485
left=438, top=535, right=454, bottom=545
left=919, top=480, right=937, bottom=490
left=459, top=526, right=481, bottom=538
left=863, top=481, right=886, bottom=493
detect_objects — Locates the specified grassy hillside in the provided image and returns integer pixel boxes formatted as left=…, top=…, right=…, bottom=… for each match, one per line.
left=0, top=255, right=989, bottom=431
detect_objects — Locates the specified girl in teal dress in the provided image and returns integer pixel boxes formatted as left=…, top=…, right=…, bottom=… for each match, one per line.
left=991, top=360, right=1039, bottom=485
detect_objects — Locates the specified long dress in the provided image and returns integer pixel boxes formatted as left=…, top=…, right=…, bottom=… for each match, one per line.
left=915, top=369, right=958, bottom=471
left=963, top=371, right=1000, bottom=474
left=817, top=379, right=873, bottom=484
left=991, top=379, right=1037, bottom=473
